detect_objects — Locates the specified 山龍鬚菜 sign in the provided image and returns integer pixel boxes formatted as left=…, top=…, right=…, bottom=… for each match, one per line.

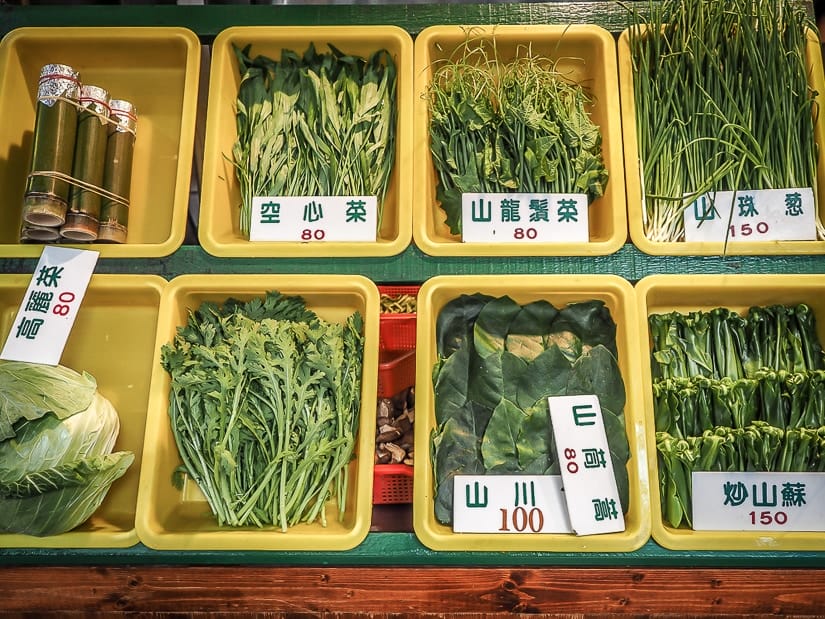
left=461, top=193, right=589, bottom=243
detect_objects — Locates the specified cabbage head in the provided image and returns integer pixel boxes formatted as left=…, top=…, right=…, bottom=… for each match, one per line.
left=0, top=362, right=133, bottom=537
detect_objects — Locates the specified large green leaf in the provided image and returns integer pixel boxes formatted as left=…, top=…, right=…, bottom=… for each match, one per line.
left=516, top=345, right=572, bottom=410
left=0, top=361, right=96, bottom=441
left=474, top=296, right=521, bottom=359
left=566, top=344, right=627, bottom=417
left=0, top=451, right=134, bottom=537
left=517, top=401, right=552, bottom=473
left=433, top=411, right=487, bottom=525
left=433, top=342, right=471, bottom=427
left=435, top=294, right=493, bottom=358
left=481, top=398, right=526, bottom=472
left=552, top=300, right=618, bottom=357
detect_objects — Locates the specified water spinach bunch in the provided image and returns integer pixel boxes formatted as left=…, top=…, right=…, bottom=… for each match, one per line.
left=626, top=0, right=821, bottom=242
left=648, top=304, right=825, bottom=528
left=425, top=34, right=608, bottom=235
left=160, top=291, right=364, bottom=531
left=430, top=294, right=629, bottom=526
left=231, top=43, right=398, bottom=237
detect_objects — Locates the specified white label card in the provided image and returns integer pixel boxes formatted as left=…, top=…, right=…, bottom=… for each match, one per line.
left=683, top=187, right=816, bottom=242
left=547, top=394, right=625, bottom=535
left=692, top=472, right=825, bottom=531
left=0, top=246, right=98, bottom=366
left=461, top=192, right=589, bottom=243
left=452, top=475, right=572, bottom=534
left=249, top=195, right=377, bottom=242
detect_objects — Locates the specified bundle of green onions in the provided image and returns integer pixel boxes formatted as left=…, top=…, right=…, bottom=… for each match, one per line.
left=626, top=0, right=822, bottom=242
left=649, top=304, right=825, bottom=528
left=231, top=43, right=398, bottom=237
left=426, top=34, right=608, bottom=235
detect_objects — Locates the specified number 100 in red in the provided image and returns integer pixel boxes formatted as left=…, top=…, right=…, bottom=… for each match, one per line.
left=499, top=507, right=544, bottom=532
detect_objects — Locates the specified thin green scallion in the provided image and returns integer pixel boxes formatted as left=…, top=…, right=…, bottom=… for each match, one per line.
left=626, top=0, right=821, bottom=243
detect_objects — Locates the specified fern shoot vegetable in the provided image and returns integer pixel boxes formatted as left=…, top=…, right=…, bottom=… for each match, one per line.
left=649, top=304, right=825, bottom=527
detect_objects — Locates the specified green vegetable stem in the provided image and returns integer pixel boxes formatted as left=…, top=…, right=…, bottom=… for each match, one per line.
left=161, top=291, right=364, bottom=531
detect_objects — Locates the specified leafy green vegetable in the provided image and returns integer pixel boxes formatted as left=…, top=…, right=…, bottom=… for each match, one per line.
left=231, top=42, right=398, bottom=237
left=426, top=33, right=609, bottom=235
left=0, top=361, right=96, bottom=441
left=161, top=291, right=364, bottom=531
left=0, top=365, right=133, bottom=538
left=431, top=294, right=630, bottom=525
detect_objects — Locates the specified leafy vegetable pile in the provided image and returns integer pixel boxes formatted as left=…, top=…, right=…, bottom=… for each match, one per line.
left=231, top=43, right=398, bottom=237
left=426, top=34, right=609, bottom=235
left=0, top=361, right=133, bottom=537
left=161, top=291, right=364, bottom=531
left=430, top=294, right=630, bottom=525
left=626, top=0, right=821, bottom=242
left=649, top=304, right=825, bottom=528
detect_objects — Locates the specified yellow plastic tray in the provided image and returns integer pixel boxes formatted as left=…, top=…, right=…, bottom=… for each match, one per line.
left=199, top=26, right=413, bottom=258
left=136, top=274, right=379, bottom=551
left=0, top=27, right=200, bottom=258
left=412, top=25, right=628, bottom=257
left=636, top=273, right=825, bottom=551
left=0, top=273, right=165, bottom=548
left=619, top=26, right=825, bottom=256
left=413, top=274, right=650, bottom=552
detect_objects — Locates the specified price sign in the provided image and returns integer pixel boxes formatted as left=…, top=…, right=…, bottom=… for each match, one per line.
left=461, top=192, right=589, bottom=243
left=1, top=246, right=98, bottom=365
left=683, top=187, right=816, bottom=243
left=548, top=394, right=625, bottom=535
left=692, top=472, right=825, bottom=531
left=249, top=195, right=377, bottom=242
left=452, top=475, right=572, bottom=534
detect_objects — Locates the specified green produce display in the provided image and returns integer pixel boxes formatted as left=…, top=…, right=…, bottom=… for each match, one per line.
left=649, top=304, right=825, bottom=528
left=425, top=33, right=609, bottom=236
left=0, top=361, right=133, bottom=537
left=160, top=291, right=365, bottom=531
left=430, top=294, right=629, bottom=525
left=625, top=0, right=821, bottom=243
left=231, top=42, right=398, bottom=238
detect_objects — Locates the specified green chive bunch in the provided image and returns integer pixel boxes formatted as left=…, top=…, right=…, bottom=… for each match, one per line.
left=627, top=0, right=821, bottom=242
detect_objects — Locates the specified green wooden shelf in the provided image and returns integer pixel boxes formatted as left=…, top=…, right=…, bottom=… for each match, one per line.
left=3, top=243, right=825, bottom=283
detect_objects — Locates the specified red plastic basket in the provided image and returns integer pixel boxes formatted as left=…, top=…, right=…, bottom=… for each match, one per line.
left=373, top=463, right=414, bottom=504
left=377, top=348, right=416, bottom=399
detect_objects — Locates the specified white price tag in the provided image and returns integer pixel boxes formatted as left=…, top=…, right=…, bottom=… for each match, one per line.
left=249, top=195, right=377, bottom=242
left=1, top=246, right=98, bottom=366
left=692, top=472, right=825, bottom=531
left=683, top=187, right=816, bottom=243
left=452, top=475, right=572, bottom=534
left=461, top=192, right=589, bottom=243
left=548, top=394, right=625, bottom=535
